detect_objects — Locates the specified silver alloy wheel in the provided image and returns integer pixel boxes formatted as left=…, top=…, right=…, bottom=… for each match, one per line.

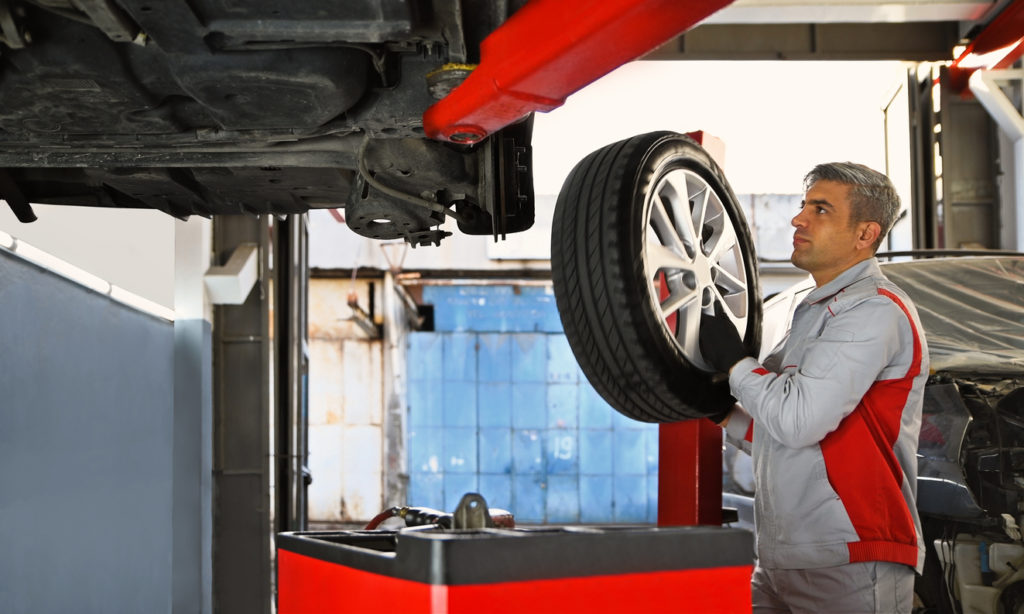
left=551, top=131, right=759, bottom=421
left=642, top=166, right=750, bottom=372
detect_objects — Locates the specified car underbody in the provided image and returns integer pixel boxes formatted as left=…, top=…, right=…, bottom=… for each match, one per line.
left=0, top=0, right=533, bottom=245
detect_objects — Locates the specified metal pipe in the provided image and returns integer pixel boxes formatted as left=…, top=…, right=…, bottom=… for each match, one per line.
left=382, top=270, right=409, bottom=507
left=969, top=68, right=1024, bottom=251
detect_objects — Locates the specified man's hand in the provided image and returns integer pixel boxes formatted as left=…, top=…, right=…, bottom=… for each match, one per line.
left=699, top=304, right=748, bottom=374
left=706, top=402, right=735, bottom=426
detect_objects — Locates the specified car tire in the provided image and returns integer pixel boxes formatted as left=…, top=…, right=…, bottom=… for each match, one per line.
left=551, top=131, right=761, bottom=422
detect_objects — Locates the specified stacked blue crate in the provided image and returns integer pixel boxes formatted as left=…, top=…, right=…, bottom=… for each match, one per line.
left=407, top=285, right=659, bottom=524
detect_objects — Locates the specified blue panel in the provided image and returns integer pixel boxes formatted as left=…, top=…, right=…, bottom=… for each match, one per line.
left=478, top=334, right=511, bottom=382
left=546, top=475, right=580, bottom=523
left=579, top=429, right=613, bottom=475
left=546, top=335, right=579, bottom=384
left=408, top=427, right=444, bottom=474
left=408, top=333, right=443, bottom=381
left=443, top=333, right=477, bottom=381
left=478, top=382, right=511, bottom=428
left=479, top=428, right=512, bottom=474
left=546, top=383, right=579, bottom=429
left=511, top=383, right=546, bottom=429
left=422, top=286, right=474, bottom=332
left=513, top=474, right=546, bottom=523
left=444, top=474, right=479, bottom=512
left=579, top=382, right=613, bottom=429
left=423, top=286, right=563, bottom=333
left=546, top=430, right=578, bottom=475
left=614, top=429, right=646, bottom=475
left=644, top=426, right=660, bottom=474
left=613, top=407, right=646, bottom=430
left=614, top=475, right=648, bottom=522
left=535, top=288, right=566, bottom=332
left=512, top=429, right=543, bottom=473
left=511, top=335, right=546, bottom=382
left=442, top=380, right=477, bottom=428
left=580, top=476, right=614, bottom=522
left=444, top=427, right=477, bottom=474
left=478, top=474, right=513, bottom=512
left=647, top=474, right=659, bottom=524
left=407, top=379, right=443, bottom=427
left=409, top=473, right=444, bottom=510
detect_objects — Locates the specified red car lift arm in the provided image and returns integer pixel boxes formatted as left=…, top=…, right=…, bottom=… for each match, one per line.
left=948, top=0, right=1024, bottom=92
left=422, top=0, right=735, bottom=144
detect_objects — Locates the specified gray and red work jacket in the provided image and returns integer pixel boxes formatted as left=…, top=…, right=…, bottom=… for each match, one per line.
left=725, top=258, right=928, bottom=572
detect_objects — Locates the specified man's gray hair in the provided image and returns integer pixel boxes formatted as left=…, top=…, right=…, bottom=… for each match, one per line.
left=803, top=162, right=900, bottom=252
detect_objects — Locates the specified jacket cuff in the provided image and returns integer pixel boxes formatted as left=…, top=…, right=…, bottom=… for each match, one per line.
left=729, top=356, right=766, bottom=387
left=725, top=408, right=752, bottom=444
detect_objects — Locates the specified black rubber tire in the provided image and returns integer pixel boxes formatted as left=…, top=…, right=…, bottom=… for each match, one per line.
left=550, top=131, right=761, bottom=422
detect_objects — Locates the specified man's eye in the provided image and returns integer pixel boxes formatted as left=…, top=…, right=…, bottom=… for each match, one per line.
left=816, top=206, right=827, bottom=214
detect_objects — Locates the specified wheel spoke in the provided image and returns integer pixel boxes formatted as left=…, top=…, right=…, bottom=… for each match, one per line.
left=711, top=263, right=746, bottom=295
left=678, top=290, right=704, bottom=352
left=645, top=239, right=691, bottom=274
left=661, top=284, right=699, bottom=319
left=709, top=213, right=738, bottom=263
left=661, top=173, right=699, bottom=249
left=693, top=185, right=710, bottom=247
left=648, top=192, right=688, bottom=259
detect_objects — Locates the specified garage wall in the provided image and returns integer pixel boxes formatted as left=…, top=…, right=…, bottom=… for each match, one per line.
left=307, top=279, right=386, bottom=523
left=0, top=249, right=176, bottom=614
left=406, top=285, right=660, bottom=524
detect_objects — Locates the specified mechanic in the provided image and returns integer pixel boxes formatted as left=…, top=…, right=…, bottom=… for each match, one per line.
left=699, top=162, right=928, bottom=613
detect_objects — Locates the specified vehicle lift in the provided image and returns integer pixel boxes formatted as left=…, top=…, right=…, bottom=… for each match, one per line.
left=278, top=0, right=1024, bottom=610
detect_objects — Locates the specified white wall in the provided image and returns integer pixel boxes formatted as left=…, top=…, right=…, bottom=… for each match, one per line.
left=0, top=204, right=176, bottom=309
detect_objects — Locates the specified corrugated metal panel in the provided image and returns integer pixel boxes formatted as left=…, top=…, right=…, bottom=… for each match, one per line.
left=407, top=285, right=659, bottom=524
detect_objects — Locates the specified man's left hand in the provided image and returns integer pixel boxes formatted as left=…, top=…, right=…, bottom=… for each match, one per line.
left=699, top=304, right=748, bottom=374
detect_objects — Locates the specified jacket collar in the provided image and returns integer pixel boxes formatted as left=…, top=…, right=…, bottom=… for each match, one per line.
left=805, top=258, right=881, bottom=304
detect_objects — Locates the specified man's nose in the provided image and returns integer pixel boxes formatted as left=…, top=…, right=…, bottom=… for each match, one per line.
left=792, top=210, right=806, bottom=227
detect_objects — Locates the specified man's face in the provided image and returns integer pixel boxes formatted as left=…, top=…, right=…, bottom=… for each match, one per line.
left=791, top=180, right=870, bottom=285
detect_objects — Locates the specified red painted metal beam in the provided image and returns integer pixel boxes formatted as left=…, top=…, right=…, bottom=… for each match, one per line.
left=948, top=0, right=1024, bottom=92
left=423, top=0, right=735, bottom=144
left=658, top=419, right=723, bottom=526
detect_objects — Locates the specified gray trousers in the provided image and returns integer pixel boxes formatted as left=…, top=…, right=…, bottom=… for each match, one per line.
left=752, top=562, right=915, bottom=614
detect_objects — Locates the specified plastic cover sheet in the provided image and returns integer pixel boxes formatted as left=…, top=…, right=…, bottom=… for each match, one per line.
left=882, top=256, right=1024, bottom=374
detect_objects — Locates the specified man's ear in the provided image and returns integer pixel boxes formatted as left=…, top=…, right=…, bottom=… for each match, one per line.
left=857, top=221, right=881, bottom=249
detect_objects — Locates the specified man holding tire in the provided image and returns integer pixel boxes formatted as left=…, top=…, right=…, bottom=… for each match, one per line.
left=699, top=162, right=928, bottom=613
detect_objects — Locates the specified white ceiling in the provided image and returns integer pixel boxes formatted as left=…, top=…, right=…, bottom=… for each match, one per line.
left=709, top=0, right=1000, bottom=25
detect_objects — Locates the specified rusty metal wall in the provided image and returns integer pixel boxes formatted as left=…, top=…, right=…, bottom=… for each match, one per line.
left=307, top=278, right=386, bottom=523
